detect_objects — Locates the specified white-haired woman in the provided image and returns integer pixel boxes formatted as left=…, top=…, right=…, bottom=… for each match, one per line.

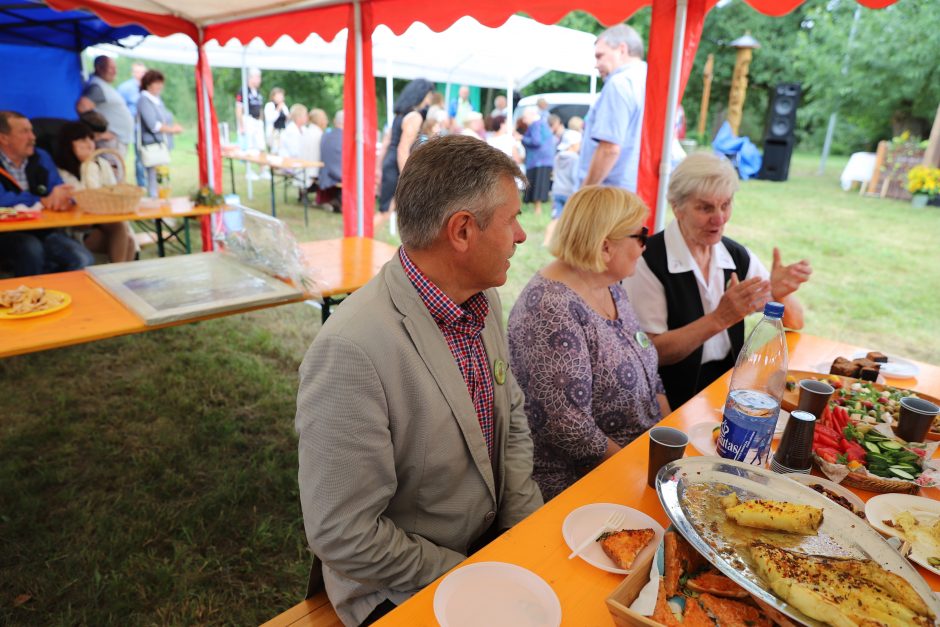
left=622, top=152, right=812, bottom=410
left=508, top=185, right=668, bottom=500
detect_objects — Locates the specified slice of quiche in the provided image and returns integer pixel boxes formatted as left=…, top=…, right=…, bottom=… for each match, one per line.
left=596, top=528, right=655, bottom=570
left=749, top=541, right=935, bottom=627
left=724, top=498, right=823, bottom=535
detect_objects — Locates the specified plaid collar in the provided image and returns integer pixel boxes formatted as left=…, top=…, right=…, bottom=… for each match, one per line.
left=0, top=149, right=28, bottom=191
left=399, top=247, right=489, bottom=333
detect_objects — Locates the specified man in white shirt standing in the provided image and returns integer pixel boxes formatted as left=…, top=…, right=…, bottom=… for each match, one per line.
left=76, top=56, right=134, bottom=157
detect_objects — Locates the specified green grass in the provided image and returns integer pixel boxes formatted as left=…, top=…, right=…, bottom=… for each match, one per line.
left=2, top=140, right=939, bottom=624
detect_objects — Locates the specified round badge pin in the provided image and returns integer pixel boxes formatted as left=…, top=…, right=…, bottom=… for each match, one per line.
left=635, top=331, right=651, bottom=349
left=493, top=359, right=507, bottom=385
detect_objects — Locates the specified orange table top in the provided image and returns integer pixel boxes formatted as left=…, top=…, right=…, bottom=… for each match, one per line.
left=0, top=199, right=222, bottom=233
left=299, top=237, right=396, bottom=298
left=0, top=237, right=396, bottom=359
left=221, top=146, right=323, bottom=170
left=368, top=332, right=940, bottom=626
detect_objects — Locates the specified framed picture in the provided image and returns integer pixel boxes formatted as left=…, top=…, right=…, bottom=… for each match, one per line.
left=87, top=253, right=303, bottom=325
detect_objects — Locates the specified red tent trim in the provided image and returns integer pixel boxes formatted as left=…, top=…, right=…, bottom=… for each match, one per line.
left=44, top=0, right=197, bottom=38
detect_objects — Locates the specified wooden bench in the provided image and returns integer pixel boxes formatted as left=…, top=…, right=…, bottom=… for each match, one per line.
left=260, top=592, right=342, bottom=627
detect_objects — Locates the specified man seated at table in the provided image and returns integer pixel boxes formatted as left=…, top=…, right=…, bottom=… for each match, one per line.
left=0, top=110, right=93, bottom=277
left=295, top=134, right=543, bottom=626
left=316, top=109, right=343, bottom=212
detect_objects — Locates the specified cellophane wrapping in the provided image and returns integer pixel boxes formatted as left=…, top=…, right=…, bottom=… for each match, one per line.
left=215, top=206, right=324, bottom=297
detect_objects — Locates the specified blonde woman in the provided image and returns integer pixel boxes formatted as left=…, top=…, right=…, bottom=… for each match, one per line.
left=508, top=185, right=668, bottom=500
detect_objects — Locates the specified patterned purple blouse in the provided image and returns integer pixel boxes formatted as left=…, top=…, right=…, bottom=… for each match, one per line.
left=507, top=273, right=665, bottom=500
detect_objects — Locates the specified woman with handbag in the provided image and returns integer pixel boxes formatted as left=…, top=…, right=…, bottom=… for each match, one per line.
left=54, top=122, right=136, bottom=262
left=137, top=70, right=182, bottom=197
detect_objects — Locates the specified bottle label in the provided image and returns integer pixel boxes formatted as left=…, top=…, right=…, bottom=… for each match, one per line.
left=716, top=390, right=778, bottom=466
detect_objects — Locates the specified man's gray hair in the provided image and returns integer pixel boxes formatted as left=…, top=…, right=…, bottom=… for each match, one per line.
left=598, top=24, right=644, bottom=58
left=333, top=109, right=344, bottom=126
left=396, top=135, right=526, bottom=250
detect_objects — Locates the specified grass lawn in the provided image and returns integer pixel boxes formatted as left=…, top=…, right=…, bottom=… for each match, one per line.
left=2, top=136, right=938, bottom=624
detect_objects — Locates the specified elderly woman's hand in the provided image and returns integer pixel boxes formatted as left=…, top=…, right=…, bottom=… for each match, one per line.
left=770, top=247, right=812, bottom=301
left=714, top=273, right=771, bottom=328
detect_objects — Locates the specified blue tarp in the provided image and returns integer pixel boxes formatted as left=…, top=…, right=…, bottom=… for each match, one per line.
left=712, top=121, right=763, bottom=181
left=0, top=1, right=147, bottom=119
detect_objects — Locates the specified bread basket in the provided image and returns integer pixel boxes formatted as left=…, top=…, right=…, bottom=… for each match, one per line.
left=72, top=148, right=144, bottom=215
left=813, top=452, right=921, bottom=494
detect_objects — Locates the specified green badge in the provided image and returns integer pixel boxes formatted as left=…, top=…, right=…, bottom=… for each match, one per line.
left=635, top=331, right=651, bottom=349
left=493, top=359, right=507, bottom=385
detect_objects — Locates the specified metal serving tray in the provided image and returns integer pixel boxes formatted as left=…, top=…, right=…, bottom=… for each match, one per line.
left=655, top=457, right=940, bottom=626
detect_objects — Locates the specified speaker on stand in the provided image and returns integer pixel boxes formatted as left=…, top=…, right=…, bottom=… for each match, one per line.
left=758, top=83, right=801, bottom=182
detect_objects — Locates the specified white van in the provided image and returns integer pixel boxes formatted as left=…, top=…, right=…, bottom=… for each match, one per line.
left=514, top=92, right=597, bottom=126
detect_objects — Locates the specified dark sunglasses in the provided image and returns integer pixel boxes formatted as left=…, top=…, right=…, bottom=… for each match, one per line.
left=627, top=226, right=649, bottom=247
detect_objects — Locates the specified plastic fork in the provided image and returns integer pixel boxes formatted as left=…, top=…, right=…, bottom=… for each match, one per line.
left=568, top=511, right=627, bottom=560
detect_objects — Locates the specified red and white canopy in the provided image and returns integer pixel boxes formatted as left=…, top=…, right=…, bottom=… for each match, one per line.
left=45, top=0, right=902, bottom=238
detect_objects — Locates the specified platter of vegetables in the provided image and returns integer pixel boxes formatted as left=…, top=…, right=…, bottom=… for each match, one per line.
left=782, top=370, right=940, bottom=441
left=810, top=402, right=938, bottom=492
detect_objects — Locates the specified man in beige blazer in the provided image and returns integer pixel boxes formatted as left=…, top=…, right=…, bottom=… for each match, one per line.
left=296, top=135, right=543, bottom=626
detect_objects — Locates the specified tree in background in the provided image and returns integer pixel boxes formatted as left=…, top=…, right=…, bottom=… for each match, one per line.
left=792, top=0, right=940, bottom=153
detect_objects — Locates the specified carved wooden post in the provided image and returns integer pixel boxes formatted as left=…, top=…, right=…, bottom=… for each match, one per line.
left=697, top=53, right=714, bottom=138
left=727, top=33, right=760, bottom=136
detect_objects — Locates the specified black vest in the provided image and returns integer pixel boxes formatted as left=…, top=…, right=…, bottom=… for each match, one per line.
left=0, top=152, right=51, bottom=197
left=643, top=230, right=751, bottom=410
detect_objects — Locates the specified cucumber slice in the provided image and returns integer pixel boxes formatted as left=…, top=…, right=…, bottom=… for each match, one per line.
left=880, top=441, right=903, bottom=450
left=864, top=441, right=882, bottom=453
left=867, top=452, right=892, bottom=465
left=888, top=467, right=915, bottom=480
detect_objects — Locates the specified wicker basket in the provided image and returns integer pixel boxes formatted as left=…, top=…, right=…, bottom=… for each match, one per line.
left=814, top=453, right=920, bottom=494
left=72, top=148, right=144, bottom=215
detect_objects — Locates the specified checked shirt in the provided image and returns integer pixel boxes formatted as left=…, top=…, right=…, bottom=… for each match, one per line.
left=400, top=247, right=495, bottom=457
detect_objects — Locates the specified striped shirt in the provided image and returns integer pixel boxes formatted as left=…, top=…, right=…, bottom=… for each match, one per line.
left=0, top=150, right=29, bottom=191
left=400, top=247, right=495, bottom=457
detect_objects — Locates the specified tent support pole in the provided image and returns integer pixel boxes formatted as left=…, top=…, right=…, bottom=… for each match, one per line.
left=354, top=0, right=365, bottom=237
left=506, top=76, right=513, bottom=125
left=385, top=57, right=394, bottom=130
left=654, top=0, right=688, bottom=233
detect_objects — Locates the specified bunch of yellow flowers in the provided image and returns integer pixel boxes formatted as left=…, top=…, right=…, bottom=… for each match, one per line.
left=907, top=165, right=940, bottom=198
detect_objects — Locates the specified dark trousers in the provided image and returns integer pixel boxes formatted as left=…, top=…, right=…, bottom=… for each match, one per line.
left=0, top=231, right=93, bottom=277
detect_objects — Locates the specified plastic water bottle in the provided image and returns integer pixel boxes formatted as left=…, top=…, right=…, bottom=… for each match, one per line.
left=716, top=302, right=788, bottom=467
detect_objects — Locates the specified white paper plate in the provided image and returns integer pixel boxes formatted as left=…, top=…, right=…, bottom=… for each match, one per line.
left=433, top=562, right=561, bottom=627
left=561, top=503, right=664, bottom=574
left=689, top=412, right=790, bottom=457
left=784, top=473, right=866, bottom=518
left=866, top=493, right=940, bottom=576
left=850, top=351, right=920, bottom=379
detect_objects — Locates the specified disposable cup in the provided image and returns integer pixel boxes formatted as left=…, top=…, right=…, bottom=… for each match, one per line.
left=896, top=397, right=940, bottom=443
left=797, top=379, right=834, bottom=419
left=648, top=427, right=688, bottom=488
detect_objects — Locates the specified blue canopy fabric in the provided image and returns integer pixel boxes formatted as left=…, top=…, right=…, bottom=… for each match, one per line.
left=0, top=1, right=147, bottom=119
left=0, top=1, right=146, bottom=50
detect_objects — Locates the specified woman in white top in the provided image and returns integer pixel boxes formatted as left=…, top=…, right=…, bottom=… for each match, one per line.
left=138, top=70, right=183, bottom=197
left=54, top=122, right=135, bottom=263
left=485, top=114, right=523, bottom=164
left=264, top=88, right=290, bottom=152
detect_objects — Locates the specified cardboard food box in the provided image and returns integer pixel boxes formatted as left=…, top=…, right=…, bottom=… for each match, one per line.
left=604, top=541, right=797, bottom=627
left=605, top=551, right=661, bottom=627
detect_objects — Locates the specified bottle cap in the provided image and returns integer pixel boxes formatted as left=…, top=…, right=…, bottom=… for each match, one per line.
left=763, top=301, right=784, bottom=319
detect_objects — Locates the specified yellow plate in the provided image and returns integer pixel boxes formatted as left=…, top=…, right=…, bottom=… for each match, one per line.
left=0, top=289, right=72, bottom=319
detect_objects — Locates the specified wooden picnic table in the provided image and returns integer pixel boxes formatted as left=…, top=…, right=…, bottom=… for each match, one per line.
left=220, top=145, right=324, bottom=223
left=0, top=237, right=397, bottom=359
left=0, top=198, right=221, bottom=256
left=262, top=332, right=940, bottom=627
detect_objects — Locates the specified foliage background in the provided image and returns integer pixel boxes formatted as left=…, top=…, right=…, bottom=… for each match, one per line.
left=91, top=0, right=938, bottom=156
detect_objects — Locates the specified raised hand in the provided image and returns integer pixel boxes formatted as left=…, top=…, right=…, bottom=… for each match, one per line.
left=714, top=273, right=771, bottom=329
left=770, top=247, right=812, bottom=301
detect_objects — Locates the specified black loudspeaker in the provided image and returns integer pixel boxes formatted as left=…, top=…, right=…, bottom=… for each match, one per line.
left=758, top=83, right=801, bottom=181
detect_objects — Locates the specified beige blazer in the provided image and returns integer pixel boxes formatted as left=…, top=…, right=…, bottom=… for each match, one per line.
left=296, top=253, right=543, bottom=625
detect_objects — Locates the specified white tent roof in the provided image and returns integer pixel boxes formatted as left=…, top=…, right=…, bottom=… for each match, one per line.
left=91, top=15, right=598, bottom=89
